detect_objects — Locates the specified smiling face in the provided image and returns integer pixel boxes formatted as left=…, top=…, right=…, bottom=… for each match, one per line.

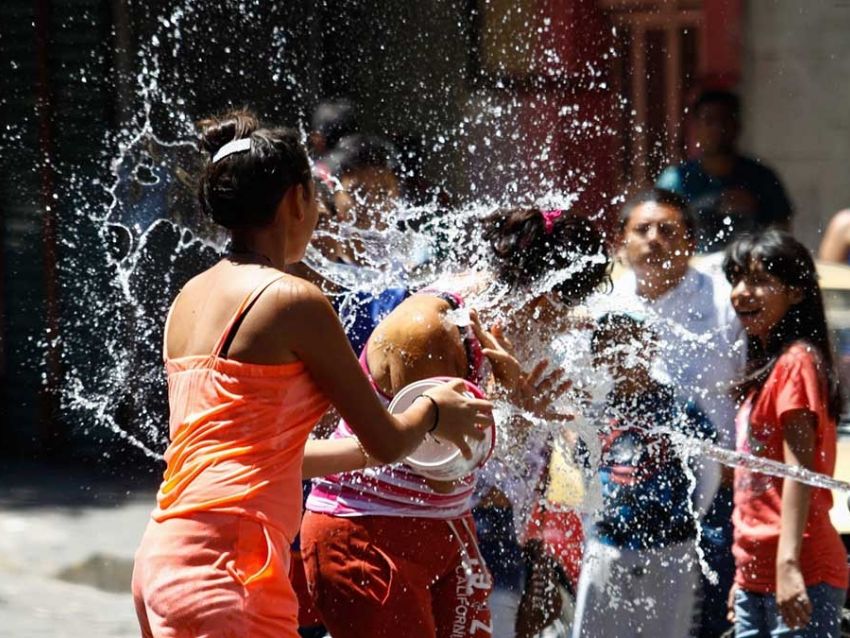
left=729, top=260, right=803, bottom=341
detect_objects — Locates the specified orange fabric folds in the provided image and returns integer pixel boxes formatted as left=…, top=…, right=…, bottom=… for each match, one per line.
left=152, top=275, right=330, bottom=541
left=135, top=276, right=331, bottom=637
left=153, top=355, right=329, bottom=542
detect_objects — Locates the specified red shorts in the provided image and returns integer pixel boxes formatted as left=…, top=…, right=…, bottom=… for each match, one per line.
left=300, top=511, right=493, bottom=638
left=289, top=548, right=323, bottom=628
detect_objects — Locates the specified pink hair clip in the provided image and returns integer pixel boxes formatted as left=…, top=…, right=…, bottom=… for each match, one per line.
left=540, top=209, right=563, bottom=234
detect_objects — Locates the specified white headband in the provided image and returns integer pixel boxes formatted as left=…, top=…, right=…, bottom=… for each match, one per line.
left=212, top=137, right=252, bottom=163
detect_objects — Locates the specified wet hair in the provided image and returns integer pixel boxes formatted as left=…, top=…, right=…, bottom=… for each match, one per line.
left=619, top=188, right=697, bottom=241
left=328, top=134, right=400, bottom=178
left=197, top=108, right=311, bottom=230
left=694, top=89, right=740, bottom=119
left=311, top=99, right=358, bottom=151
left=723, top=230, right=842, bottom=418
left=482, top=208, right=611, bottom=305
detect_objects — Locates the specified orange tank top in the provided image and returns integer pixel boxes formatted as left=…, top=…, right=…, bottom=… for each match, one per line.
left=152, top=275, right=330, bottom=542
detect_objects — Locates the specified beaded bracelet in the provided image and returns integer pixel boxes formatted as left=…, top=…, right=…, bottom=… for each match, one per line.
left=417, top=394, right=440, bottom=433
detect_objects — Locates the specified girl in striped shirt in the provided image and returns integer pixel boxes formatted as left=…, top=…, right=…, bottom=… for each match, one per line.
left=300, top=207, right=611, bottom=638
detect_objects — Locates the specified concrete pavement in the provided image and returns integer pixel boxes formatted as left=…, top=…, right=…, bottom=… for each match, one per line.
left=0, top=461, right=157, bottom=637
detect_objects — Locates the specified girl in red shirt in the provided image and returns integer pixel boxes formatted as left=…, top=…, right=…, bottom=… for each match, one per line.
left=723, top=230, right=848, bottom=637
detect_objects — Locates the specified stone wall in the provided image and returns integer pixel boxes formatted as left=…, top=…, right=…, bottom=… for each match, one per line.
left=741, top=0, right=850, bottom=250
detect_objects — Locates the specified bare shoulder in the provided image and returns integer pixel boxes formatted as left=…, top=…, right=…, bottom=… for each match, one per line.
left=819, top=209, right=850, bottom=261
left=272, top=272, right=326, bottom=301
left=177, top=266, right=220, bottom=298
left=373, top=294, right=457, bottom=343
left=267, top=273, right=335, bottom=318
left=168, top=264, right=231, bottom=320
left=367, top=293, right=466, bottom=392
left=826, top=209, right=850, bottom=233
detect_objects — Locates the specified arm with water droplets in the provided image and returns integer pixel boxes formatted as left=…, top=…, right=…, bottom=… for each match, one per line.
left=775, top=408, right=816, bottom=630
left=281, top=281, right=490, bottom=466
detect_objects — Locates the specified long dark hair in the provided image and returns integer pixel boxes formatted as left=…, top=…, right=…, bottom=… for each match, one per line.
left=723, top=230, right=841, bottom=418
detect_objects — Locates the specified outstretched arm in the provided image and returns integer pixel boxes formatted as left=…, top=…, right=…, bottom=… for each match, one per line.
left=302, top=437, right=379, bottom=479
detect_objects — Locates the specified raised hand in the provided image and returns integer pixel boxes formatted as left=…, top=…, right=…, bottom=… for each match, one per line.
left=515, top=359, right=574, bottom=422
left=469, top=309, right=523, bottom=393
left=422, top=378, right=492, bottom=459
left=470, top=310, right=572, bottom=422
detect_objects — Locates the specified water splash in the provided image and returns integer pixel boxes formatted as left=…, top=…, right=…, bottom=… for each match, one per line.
left=44, top=1, right=849, bottom=615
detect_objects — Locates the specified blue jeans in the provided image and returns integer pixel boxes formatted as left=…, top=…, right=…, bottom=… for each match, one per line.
left=735, top=583, right=845, bottom=637
left=472, top=505, right=525, bottom=591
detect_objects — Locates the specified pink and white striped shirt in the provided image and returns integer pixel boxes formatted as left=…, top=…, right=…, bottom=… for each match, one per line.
left=305, top=289, right=485, bottom=519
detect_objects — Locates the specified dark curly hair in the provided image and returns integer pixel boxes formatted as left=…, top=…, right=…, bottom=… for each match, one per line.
left=619, top=188, right=697, bottom=241
left=197, top=108, right=311, bottom=230
left=482, top=207, right=611, bottom=305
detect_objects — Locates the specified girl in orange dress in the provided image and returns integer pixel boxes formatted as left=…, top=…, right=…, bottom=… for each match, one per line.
left=131, top=108, right=491, bottom=638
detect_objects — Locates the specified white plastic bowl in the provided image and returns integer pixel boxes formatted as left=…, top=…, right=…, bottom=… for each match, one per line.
left=388, top=377, right=494, bottom=481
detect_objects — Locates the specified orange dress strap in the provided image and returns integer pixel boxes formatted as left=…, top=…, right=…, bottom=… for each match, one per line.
left=210, top=273, right=288, bottom=360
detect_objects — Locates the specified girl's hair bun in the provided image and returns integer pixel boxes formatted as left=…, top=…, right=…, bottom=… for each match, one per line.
left=195, top=108, right=310, bottom=230
left=482, top=207, right=611, bottom=304
left=197, top=107, right=260, bottom=158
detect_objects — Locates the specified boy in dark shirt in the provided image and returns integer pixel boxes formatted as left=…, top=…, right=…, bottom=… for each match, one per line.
left=656, top=90, right=793, bottom=252
left=571, top=312, right=714, bottom=638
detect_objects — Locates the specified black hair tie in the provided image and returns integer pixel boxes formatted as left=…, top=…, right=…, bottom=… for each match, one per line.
left=417, top=394, right=440, bottom=433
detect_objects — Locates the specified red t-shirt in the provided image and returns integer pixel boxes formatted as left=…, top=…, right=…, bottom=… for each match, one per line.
left=733, top=344, right=848, bottom=593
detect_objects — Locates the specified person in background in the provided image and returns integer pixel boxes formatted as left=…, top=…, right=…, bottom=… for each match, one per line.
left=818, top=208, right=850, bottom=264
left=393, top=133, right=453, bottom=211
left=308, top=98, right=358, bottom=162
left=323, top=134, right=410, bottom=355
left=613, top=187, right=744, bottom=638
left=329, top=133, right=403, bottom=235
left=723, top=230, right=848, bottom=637
left=571, top=312, right=715, bottom=638
left=657, top=90, right=793, bottom=252
left=817, top=208, right=850, bottom=467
